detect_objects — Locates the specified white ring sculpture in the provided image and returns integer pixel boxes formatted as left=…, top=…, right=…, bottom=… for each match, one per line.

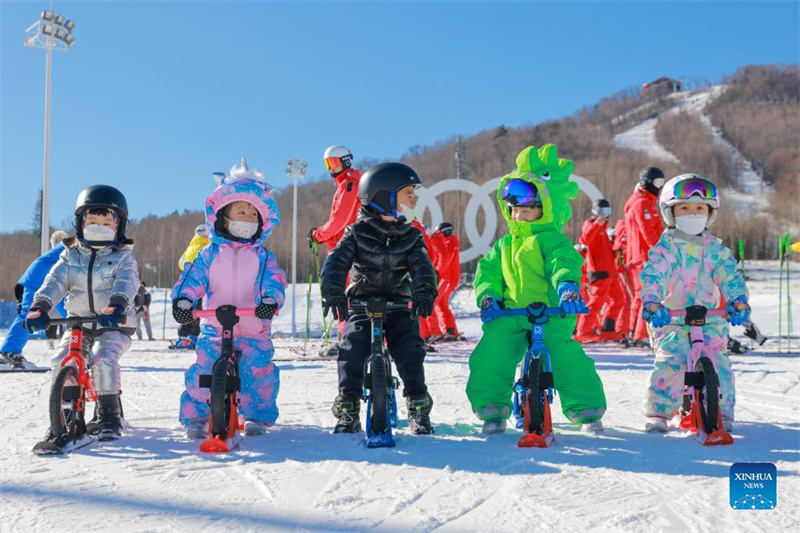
left=416, top=175, right=604, bottom=263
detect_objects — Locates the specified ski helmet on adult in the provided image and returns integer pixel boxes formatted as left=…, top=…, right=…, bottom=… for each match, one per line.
left=435, top=222, right=454, bottom=236
left=323, top=145, right=353, bottom=175
left=658, top=173, right=720, bottom=229
left=637, top=166, right=666, bottom=195
left=73, top=184, right=130, bottom=243
left=359, top=162, right=422, bottom=217
left=592, top=198, right=611, bottom=217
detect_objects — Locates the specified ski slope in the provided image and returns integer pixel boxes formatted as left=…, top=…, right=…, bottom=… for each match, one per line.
left=0, top=261, right=798, bottom=532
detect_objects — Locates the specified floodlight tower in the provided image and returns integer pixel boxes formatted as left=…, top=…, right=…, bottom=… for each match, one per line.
left=286, top=158, right=308, bottom=338
left=24, top=8, right=75, bottom=254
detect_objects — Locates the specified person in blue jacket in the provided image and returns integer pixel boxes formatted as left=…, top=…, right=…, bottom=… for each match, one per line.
left=0, top=231, right=68, bottom=368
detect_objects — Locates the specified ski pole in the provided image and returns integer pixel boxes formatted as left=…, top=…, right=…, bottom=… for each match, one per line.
left=162, top=288, right=168, bottom=341
left=779, top=235, right=785, bottom=352
left=737, top=238, right=746, bottom=279
left=304, top=245, right=315, bottom=355
left=785, top=234, right=793, bottom=350
left=313, top=243, right=332, bottom=345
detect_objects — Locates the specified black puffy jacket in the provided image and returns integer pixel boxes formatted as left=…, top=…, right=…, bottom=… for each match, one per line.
left=321, top=210, right=437, bottom=304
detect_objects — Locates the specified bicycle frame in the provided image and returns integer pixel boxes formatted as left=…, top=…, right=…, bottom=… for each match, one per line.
left=667, top=306, right=734, bottom=446
left=49, top=317, right=100, bottom=414
left=349, top=298, right=408, bottom=448
left=193, top=306, right=255, bottom=453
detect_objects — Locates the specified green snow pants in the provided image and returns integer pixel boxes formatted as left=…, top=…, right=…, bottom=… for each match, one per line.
left=466, top=313, right=607, bottom=424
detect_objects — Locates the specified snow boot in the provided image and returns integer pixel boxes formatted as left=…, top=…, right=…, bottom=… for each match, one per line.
left=1, top=353, right=32, bottom=369
left=186, top=418, right=209, bottom=439
left=423, top=343, right=437, bottom=353
left=599, top=319, right=623, bottom=341
left=580, top=419, right=604, bottom=434
left=406, top=392, right=434, bottom=435
left=244, top=419, right=269, bottom=436
left=95, top=394, right=123, bottom=441
left=332, top=394, right=362, bottom=433
left=481, top=418, right=507, bottom=434
left=320, top=342, right=340, bottom=358
left=33, top=428, right=71, bottom=455
left=727, top=337, right=747, bottom=354
left=645, top=416, right=668, bottom=433
left=743, top=322, right=767, bottom=345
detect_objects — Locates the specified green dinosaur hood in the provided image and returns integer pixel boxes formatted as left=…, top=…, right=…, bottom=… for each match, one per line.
left=497, top=144, right=579, bottom=236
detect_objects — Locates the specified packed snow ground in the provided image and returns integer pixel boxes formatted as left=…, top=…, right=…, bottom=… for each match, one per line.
left=0, top=261, right=798, bottom=532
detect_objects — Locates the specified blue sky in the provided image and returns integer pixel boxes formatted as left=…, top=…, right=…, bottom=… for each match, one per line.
left=1, top=0, right=798, bottom=232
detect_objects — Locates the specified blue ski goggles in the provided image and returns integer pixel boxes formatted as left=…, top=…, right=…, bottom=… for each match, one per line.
left=501, top=179, right=541, bottom=207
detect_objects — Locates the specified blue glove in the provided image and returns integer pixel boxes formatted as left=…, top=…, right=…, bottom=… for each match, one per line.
left=480, top=295, right=504, bottom=323
left=557, top=282, right=588, bottom=314
left=726, top=296, right=751, bottom=327
left=642, top=301, right=670, bottom=328
left=99, top=304, right=125, bottom=328
left=24, top=309, right=50, bottom=333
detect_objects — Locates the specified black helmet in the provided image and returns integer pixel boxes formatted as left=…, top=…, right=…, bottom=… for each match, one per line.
left=637, top=166, right=666, bottom=195
left=435, top=222, right=454, bottom=236
left=359, top=162, right=422, bottom=216
left=591, top=198, right=611, bottom=217
left=73, top=184, right=130, bottom=243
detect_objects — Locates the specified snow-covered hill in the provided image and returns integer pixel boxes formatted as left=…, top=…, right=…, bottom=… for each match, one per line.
left=613, top=86, right=773, bottom=216
left=0, top=261, right=797, bottom=531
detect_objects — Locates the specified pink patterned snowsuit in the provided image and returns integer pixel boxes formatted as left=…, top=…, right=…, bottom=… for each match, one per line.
left=639, top=229, right=747, bottom=423
left=173, top=175, right=286, bottom=426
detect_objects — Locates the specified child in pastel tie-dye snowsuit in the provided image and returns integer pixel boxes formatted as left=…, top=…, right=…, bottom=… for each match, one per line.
left=639, top=174, right=748, bottom=431
left=172, top=160, right=287, bottom=432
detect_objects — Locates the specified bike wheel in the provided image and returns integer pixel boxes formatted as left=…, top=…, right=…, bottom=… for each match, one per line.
left=209, top=358, right=233, bottom=437
left=525, top=358, right=544, bottom=434
left=49, top=365, right=83, bottom=439
left=369, top=354, right=388, bottom=434
left=695, top=356, right=720, bottom=434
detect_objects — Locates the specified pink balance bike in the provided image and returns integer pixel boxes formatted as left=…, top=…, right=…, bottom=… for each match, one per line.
left=666, top=305, right=734, bottom=446
left=193, top=305, right=255, bottom=453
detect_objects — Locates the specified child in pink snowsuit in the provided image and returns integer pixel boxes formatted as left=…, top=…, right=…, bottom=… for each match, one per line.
left=639, top=174, right=749, bottom=433
left=172, top=159, right=287, bottom=437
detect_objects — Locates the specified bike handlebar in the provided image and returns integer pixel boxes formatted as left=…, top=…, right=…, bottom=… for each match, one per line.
left=348, top=299, right=411, bottom=311
left=49, top=316, right=100, bottom=326
left=669, top=309, right=726, bottom=318
left=193, top=308, right=256, bottom=319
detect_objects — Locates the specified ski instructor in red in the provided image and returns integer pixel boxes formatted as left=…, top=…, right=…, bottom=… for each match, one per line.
left=309, top=145, right=362, bottom=355
left=310, top=145, right=362, bottom=251
left=623, top=167, right=665, bottom=343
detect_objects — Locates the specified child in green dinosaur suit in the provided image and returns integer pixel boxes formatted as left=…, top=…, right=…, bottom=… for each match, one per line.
left=466, top=144, right=607, bottom=435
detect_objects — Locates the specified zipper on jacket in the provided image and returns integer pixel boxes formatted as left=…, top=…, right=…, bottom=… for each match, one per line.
left=87, top=250, right=97, bottom=329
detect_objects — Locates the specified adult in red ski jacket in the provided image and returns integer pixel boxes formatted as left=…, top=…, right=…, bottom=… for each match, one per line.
left=310, top=145, right=362, bottom=251
left=575, top=199, right=625, bottom=342
left=411, top=219, right=442, bottom=342
left=611, top=219, right=634, bottom=337
left=310, top=145, right=362, bottom=354
left=573, top=243, right=595, bottom=339
left=623, top=167, right=665, bottom=342
left=430, top=222, right=462, bottom=340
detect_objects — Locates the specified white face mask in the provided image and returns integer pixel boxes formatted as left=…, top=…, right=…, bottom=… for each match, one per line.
left=83, top=224, right=116, bottom=245
left=675, top=214, right=707, bottom=235
left=226, top=219, right=259, bottom=239
left=397, top=203, right=418, bottom=223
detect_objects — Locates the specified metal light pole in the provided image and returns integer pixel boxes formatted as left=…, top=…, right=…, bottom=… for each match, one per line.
left=286, top=158, right=308, bottom=338
left=24, top=9, right=75, bottom=255
left=454, top=135, right=465, bottom=244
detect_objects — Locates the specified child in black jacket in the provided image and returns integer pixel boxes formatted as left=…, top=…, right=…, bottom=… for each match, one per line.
left=321, top=162, right=438, bottom=435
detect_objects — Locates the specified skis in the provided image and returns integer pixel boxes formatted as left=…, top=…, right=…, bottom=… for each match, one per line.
left=32, top=434, right=95, bottom=456
left=0, top=365, right=50, bottom=373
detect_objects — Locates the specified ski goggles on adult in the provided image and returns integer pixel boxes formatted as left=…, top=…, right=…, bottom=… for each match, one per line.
left=595, top=206, right=611, bottom=217
left=501, top=179, right=541, bottom=207
left=324, top=157, right=343, bottom=171
left=673, top=176, right=717, bottom=200
left=652, top=177, right=666, bottom=188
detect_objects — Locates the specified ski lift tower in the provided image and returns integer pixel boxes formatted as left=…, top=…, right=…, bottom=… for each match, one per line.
left=24, top=8, right=76, bottom=255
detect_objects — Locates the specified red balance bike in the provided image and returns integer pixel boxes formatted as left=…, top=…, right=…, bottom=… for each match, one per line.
left=193, top=305, right=254, bottom=453
left=33, top=316, right=100, bottom=455
left=666, top=305, right=734, bottom=446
